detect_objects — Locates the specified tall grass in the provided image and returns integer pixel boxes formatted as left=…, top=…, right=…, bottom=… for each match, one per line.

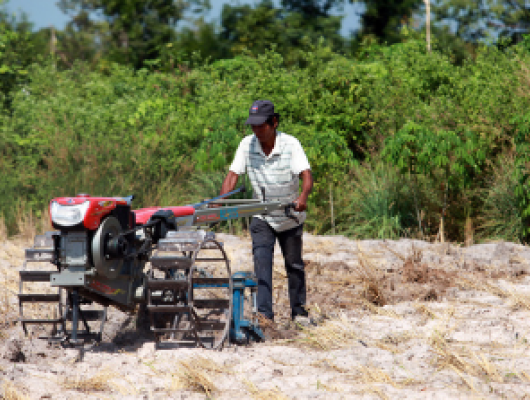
left=477, top=155, right=525, bottom=243
left=333, top=161, right=419, bottom=239
left=0, top=142, right=523, bottom=243
left=0, top=156, right=446, bottom=241
left=1, top=152, right=524, bottom=244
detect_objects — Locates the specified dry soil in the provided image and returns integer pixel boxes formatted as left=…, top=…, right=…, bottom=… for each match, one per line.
left=1, top=233, right=530, bottom=399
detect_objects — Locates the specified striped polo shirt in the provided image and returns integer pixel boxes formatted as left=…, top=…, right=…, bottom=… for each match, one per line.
left=230, top=131, right=311, bottom=232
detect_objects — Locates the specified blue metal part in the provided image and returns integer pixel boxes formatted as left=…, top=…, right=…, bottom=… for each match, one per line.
left=189, top=271, right=264, bottom=343
left=219, top=208, right=239, bottom=221
left=230, top=271, right=264, bottom=343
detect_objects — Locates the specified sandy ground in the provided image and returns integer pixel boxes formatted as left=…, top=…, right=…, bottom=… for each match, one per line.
left=1, top=233, right=530, bottom=399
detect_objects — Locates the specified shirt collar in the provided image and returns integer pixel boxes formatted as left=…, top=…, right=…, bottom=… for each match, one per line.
left=269, top=131, right=284, bottom=156
left=252, top=131, right=284, bottom=157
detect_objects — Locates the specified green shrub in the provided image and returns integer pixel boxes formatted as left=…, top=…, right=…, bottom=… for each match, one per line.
left=2, top=35, right=530, bottom=240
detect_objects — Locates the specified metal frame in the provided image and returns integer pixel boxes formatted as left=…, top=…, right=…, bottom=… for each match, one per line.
left=147, top=232, right=232, bottom=350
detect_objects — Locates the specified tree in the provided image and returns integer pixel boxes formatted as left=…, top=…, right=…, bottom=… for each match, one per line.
left=172, top=19, right=228, bottom=65
left=219, top=0, right=345, bottom=63
left=353, top=0, right=423, bottom=44
left=220, top=1, right=285, bottom=56
left=432, top=0, right=530, bottom=43
left=281, top=0, right=344, bottom=50
left=382, top=123, right=487, bottom=240
left=281, top=0, right=341, bottom=16
left=51, top=9, right=107, bottom=68
left=57, top=0, right=210, bottom=69
left=0, top=4, right=37, bottom=111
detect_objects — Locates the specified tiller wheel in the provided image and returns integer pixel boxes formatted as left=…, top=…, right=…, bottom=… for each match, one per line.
left=147, top=230, right=232, bottom=349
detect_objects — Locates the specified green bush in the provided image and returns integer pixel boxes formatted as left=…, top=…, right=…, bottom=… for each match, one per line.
left=1, top=33, right=530, bottom=241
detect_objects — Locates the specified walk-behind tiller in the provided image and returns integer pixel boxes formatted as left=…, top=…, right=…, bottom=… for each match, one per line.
left=18, top=187, right=296, bottom=349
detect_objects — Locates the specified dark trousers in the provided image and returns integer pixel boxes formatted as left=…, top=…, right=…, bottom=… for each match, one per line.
left=250, top=217, right=307, bottom=321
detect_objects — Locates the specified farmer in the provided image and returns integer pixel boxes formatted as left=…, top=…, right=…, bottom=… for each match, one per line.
left=219, top=100, right=314, bottom=326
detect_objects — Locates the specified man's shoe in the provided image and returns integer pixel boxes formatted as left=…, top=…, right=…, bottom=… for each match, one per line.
left=292, top=315, right=317, bottom=329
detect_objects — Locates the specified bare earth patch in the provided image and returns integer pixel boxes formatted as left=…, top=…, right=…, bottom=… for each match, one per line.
left=1, top=234, right=530, bottom=399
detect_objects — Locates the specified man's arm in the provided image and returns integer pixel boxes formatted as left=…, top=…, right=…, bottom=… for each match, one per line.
left=220, top=171, right=239, bottom=196
left=294, top=169, right=313, bottom=212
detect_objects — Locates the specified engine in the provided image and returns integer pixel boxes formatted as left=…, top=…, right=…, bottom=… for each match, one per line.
left=48, top=194, right=145, bottom=310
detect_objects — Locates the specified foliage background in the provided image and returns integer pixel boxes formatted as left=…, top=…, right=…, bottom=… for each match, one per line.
left=2, top=0, right=530, bottom=242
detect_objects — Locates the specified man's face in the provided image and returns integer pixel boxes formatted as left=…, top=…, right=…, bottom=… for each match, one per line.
left=251, top=119, right=277, bottom=143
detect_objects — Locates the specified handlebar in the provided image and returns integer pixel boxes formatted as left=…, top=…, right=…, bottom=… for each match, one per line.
left=284, top=202, right=300, bottom=224
left=191, top=186, right=246, bottom=209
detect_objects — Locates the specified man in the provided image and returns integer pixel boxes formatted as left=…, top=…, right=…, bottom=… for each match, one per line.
left=219, top=100, right=314, bottom=326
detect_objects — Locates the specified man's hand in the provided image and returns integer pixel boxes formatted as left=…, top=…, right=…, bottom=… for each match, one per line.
left=212, top=171, right=239, bottom=208
left=295, top=169, right=313, bottom=212
left=294, top=196, right=308, bottom=212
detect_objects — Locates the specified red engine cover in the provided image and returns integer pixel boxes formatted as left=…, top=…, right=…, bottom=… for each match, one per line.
left=51, top=195, right=130, bottom=230
left=51, top=194, right=196, bottom=230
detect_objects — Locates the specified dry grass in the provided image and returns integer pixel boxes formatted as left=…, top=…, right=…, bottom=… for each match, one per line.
left=171, top=356, right=224, bottom=397
left=430, top=330, right=481, bottom=393
left=519, top=371, right=530, bottom=382
left=62, top=369, right=116, bottom=392
left=1, top=380, right=29, bottom=400
left=361, top=299, right=401, bottom=319
left=0, top=215, right=7, bottom=242
left=375, top=331, right=417, bottom=354
left=190, top=355, right=230, bottom=374
left=316, top=379, right=343, bottom=392
left=357, top=366, right=400, bottom=388
left=431, top=331, right=474, bottom=372
left=310, top=358, right=348, bottom=373
left=12, top=205, right=52, bottom=244
left=413, top=302, right=440, bottom=319
left=305, top=242, right=463, bottom=318
left=0, top=243, right=24, bottom=329
left=402, top=248, right=429, bottom=284
left=360, top=384, right=390, bottom=400
left=429, top=329, right=508, bottom=392
left=355, top=245, right=387, bottom=307
left=243, top=379, right=290, bottom=400
left=448, top=365, right=479, bottom=393
left=458, top=278, right=530, bottom=311
left=294, top=313, right=360, bottom=350
left=108, top=377, right=139, bottom=396
left=470, top=351, right=504, bottom=383
left=304, top=238, right=340, bottom=256
left=1, top=269, right=14, bottom=305
left=14, top=204, right=36, bottom=244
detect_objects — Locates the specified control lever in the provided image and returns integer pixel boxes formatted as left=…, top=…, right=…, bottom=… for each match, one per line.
left=285, top=202, right=300, bottom=224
